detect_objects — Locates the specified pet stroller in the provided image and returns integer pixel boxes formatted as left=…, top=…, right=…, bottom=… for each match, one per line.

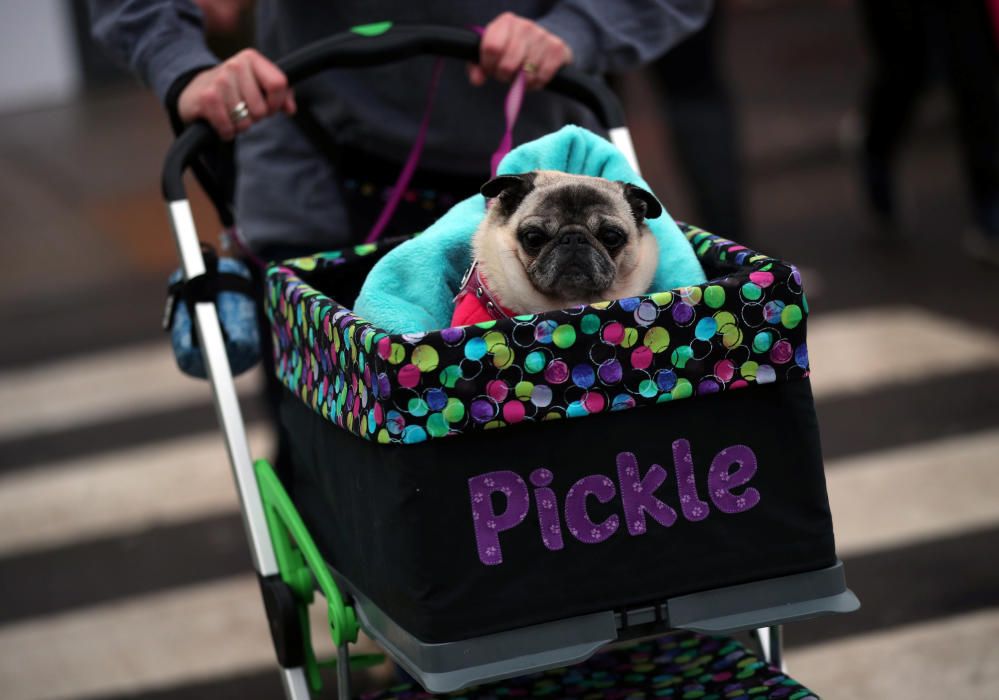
left=162, top=25, right=859, bottom=699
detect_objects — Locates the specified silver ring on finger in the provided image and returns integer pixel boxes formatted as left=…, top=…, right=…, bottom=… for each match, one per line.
left=229, top=101, right=250, bottom=124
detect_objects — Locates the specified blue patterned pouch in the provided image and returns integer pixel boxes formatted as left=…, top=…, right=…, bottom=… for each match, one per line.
left=164, top=249, right=260, bottom=378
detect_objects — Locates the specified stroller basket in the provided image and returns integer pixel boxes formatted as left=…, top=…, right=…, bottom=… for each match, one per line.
left=269, top=226, right=813, bottom=445
left=264, top=226, right=856, bottom=688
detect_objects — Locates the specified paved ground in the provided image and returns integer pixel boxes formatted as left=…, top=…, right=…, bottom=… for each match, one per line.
left=1, top=2, right=998, bottom=699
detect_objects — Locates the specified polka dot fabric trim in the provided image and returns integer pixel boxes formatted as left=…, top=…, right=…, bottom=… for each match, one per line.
left=265, top=225, right=810, bottom=445
left=360, top=629, right=818, bottom=699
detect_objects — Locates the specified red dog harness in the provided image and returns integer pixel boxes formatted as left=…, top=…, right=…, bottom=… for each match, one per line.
left=451, top=262, right=515, bottom=326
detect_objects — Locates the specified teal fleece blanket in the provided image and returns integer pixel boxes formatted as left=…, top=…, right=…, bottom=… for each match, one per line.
left=353, top=125, right=706, bottom=333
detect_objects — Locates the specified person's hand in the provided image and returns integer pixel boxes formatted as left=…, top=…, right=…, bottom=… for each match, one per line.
left=178, top=48, right=296, bottom=140
left=469, top=12, right=574, bottom=90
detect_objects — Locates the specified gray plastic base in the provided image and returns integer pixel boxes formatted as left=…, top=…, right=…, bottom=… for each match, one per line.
left=668, top=560, right=860, bottom=634
left=334, top=561, right=858, bottom=694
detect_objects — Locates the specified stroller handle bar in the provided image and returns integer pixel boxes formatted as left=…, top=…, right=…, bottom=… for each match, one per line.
left=160, top=23, right=630, bottom=203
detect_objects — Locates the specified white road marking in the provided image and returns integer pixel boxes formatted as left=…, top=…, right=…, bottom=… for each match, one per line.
left=806, top=305, right=999, bottom=398
left=0, top=428, right=270, bottom=557
left=787, top=607, right=999, bottom=700
left=0, top=576, right=389, bottom=700
left=829, top=429, right=999, bottom=556
left=0, top=342, right=261, bottom=440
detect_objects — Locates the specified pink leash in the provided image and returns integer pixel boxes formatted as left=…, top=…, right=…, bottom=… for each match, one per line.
left=490, top=71, right=527, bottom=178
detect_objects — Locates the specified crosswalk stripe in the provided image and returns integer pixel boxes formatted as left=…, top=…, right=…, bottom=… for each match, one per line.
left=828, top=429, right=999, bottom=556
left=0, top=576, right=277, bottom=700
left=0, top=399, right=269, bottom=473
left=806, top=305, right=999, bottom=398
left=814, top=365, right=999, bottom=462
left=786, top=523, right=999, bottom=649
left=2, top=306, right=997, bottom=444
left=0, top=575, right=388, bottom=700
left=0, top=342, right=262, bottom=441
left=787, top=606, right=999, bottom=699
left=0, top=429, right=269, bottom=557
left=0, top=513, right=249, bottom=624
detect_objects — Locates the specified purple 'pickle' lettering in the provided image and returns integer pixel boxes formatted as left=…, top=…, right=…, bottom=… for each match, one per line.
left=564, top=475, right=620, bottom=544
left=672, top=439, right=711, bottom=521
left=708, top=445, right=761, bottom=514
left=616, top=452, right=678, bottom=535
left=530, top=468, right=564, bottom=551
left=468, top=471, right=529, bottom=565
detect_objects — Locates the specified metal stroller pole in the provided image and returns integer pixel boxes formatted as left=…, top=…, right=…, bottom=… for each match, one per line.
left=281, top=666, right=314, bottom=699
left=166, top=200, right=314, bottom=700
left=609, top=127, right=641, bottom=176
left=165, top=205, right=278, bottom=577
left=754, top=625, right=786, bottom=673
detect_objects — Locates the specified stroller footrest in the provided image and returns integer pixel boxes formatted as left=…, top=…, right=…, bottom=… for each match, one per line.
left=667, top=560, right=860, bottom=634
left=349, top=580, right=616, bottom=694
left=339, top=560, right=857, bottom=694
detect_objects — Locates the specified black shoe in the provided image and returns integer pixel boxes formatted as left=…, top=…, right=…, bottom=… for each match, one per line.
left=964, top=198, right=999, bottom=266
left=860, top=155, right=900, bottom=240
left=963, top=226, right=999, bottom=266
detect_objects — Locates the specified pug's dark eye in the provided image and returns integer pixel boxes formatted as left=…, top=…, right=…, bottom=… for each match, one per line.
left=599, top=227, right=626, bottom=250
left=519, top=227, right=547, bottom=254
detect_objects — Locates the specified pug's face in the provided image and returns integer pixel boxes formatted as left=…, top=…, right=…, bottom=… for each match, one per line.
left=473, top=170, right=662, bottom=312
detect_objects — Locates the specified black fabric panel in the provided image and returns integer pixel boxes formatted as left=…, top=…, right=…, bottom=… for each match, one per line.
left=281, top=378, right=836, bottom=644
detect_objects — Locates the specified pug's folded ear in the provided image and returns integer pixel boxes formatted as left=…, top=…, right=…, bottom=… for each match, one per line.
left=481, top=172, right=537, bottom=218
left=618, top=182, right=663, bottom=223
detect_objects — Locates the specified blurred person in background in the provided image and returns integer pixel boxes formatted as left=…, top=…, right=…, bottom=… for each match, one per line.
left=644, top=4, right=745, bottom=243
left=88, top=0, right=711, bottom=477
left=857, top=0, right=999, bottom=265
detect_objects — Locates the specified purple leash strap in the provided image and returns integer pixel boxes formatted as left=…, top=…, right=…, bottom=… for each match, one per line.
left=229, top=64, right=528, bottom=257
left=363, top=64, right=527, bottom=242
left=225, top=226, right=267, bottom=271
left=363, top=57, right=446, bottom=244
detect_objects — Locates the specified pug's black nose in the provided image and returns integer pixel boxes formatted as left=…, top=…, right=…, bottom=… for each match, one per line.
left=558, top=228, right=588, bottom=247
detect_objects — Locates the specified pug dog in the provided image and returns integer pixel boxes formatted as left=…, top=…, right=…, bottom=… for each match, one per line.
left=452, top=170, right=662, bottom=325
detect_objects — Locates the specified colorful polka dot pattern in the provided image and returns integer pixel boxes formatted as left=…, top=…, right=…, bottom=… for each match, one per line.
left=265, top=225, right=810, bottom=445
left=359, top=630, right=818, bottom=699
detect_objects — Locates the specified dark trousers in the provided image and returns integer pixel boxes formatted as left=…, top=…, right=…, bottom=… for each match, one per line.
left=859, top=0, right=999, bottom=214
left=648, top=8, right=745, bottom=242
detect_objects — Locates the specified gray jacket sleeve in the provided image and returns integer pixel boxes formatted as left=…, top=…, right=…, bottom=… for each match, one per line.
left=89, top=0, right=219, bottom=103
left=538, top=0, right=713, bottom=74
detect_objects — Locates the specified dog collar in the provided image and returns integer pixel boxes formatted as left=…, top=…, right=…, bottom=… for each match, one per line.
left=451, top=261, right=515, bottom=326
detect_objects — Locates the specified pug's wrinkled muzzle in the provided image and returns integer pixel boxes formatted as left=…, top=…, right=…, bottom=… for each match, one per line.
left=536, top=233, right=615, bottom=296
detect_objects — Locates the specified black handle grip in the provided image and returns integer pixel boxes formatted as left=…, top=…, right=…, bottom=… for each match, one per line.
left=161, top=24, right=625, bottom=205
